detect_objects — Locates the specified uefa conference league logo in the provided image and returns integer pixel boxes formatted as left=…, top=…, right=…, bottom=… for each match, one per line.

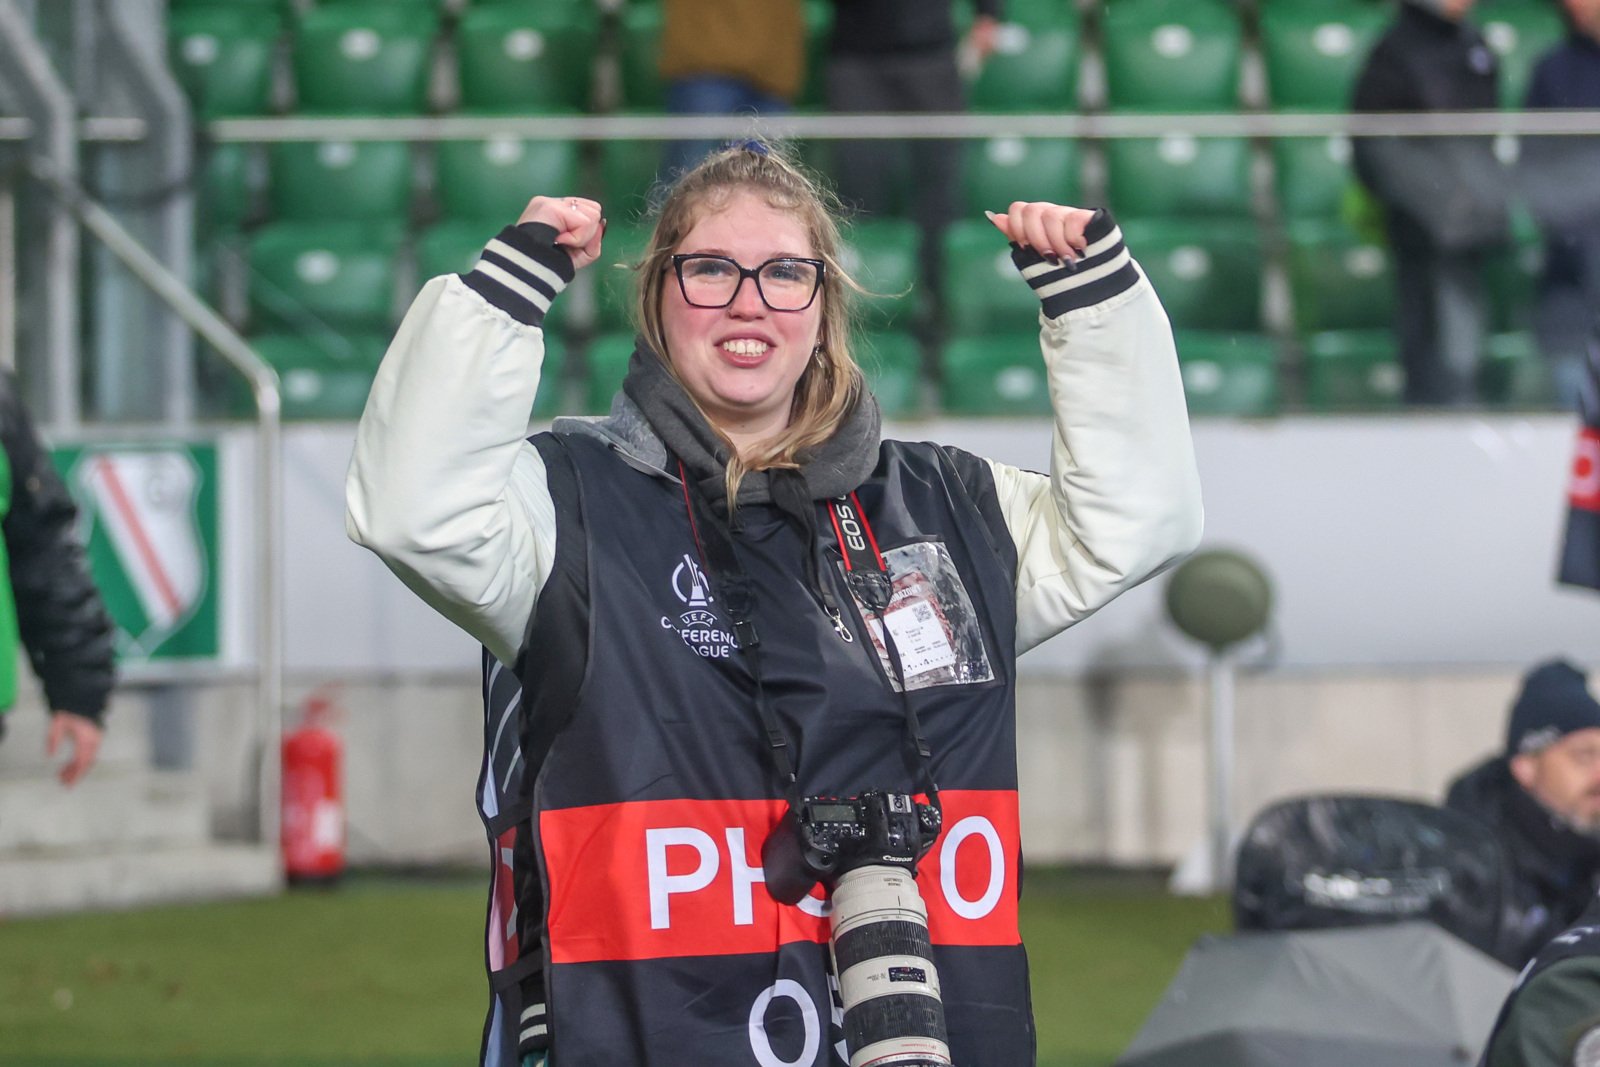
left=661, top=553, right=737, bottom=660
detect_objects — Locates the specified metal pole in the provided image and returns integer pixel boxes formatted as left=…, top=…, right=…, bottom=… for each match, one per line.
left=205, top=108, right=1600, bottom=144
left=99, top=0, right=196, bottom=423
left=1206, top=651, right=1237, bottom=894
left=0, top=0, right=80, bottom=427
left=27, top=158, right=285, bottom=849
left=0, top=181, right=14, bottom=372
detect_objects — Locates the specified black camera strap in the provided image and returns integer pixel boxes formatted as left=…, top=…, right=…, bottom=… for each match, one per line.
left=826, top=493, right=941, bottom=818
left=676, top=461, right=941, bottom=818
left=678, top=462, right=803, bottom=813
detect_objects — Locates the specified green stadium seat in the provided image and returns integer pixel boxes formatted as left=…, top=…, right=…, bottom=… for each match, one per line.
left=592, top=221, right=652, bottom=334
left=858, top=331, right=925, bottom=419
left=618, top=5, right=665, bottom=110
left=533, top=332, right=567, bottom=420
left=1104, top=136, right=1253, bottom=219
left=267, top=140, right=412, bottom=225
left=198, top=143, right=262, bottom=235
left=963, top=136, right=1081, bottom=216
left=1286, top=220, right=1396, bottom=333
left=1272, top=135, right=1356, bottom=220
left=585, top=332, right=634, bottom=414
left=1122, top=220, right=1262, bottom=332
left=1485, top=226, right=1543, bottom=334
left=291, top=4, right=438, bottom=115
left=599, top=139, right=667, bottom=227
left=969, top=4, right=1082, bottom=113
left=940, top=335, right=1052, bottom=416
left=455, top=4, right=600, bottom=113
left=1174, top=332, right=1280, bottom=417
left=168, top=8, right=281, bottom=118
left=940, top=220, right=1040, bottom=335
left=1479, top=330, right=1554, bottom=406
left=170, top=0, right=287, bottom=16
left=839, top=218, right=922, bottom=329
left=1480, top=3, right=1565, bottom=108
left=1303, top=330, right=1404, bottom=411
left=245, top=333, right=385, bottom=420
left=247, top=223, right=402, bottom=334
left=1259, top=6, right=1389, bottom=110
left=415, top=220, right=573, bottom=336
left=1101, top=0, right=1242, bottom=111
left=433, top=138, right=580, bottom=222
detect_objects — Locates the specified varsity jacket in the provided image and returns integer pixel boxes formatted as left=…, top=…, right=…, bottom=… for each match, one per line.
left=347, top=215, right=1203, bottom=1065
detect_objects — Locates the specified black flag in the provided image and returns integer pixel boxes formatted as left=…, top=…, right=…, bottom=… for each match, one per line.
left=1558, top=328, right=1600, bottom=593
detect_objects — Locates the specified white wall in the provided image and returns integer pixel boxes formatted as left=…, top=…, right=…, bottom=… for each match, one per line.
left=276, top=413, right=1600, bottom=675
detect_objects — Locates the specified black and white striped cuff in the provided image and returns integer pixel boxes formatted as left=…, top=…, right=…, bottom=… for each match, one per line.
left=1011, top=209, right=1141, bottom=319
left=518, top=999, right=548, bottom=1052
left=461, top=222, right=575, bottom=328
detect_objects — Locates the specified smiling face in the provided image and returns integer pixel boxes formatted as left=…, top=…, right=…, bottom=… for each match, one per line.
left=659, top=190, right=824, bottom=451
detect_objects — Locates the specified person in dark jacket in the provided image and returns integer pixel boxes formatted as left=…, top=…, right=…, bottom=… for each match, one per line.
left=824, top=0, right=1001, bottom=316
left=1351, top=0, right=1508, bottom=407
left=0, top=370, right=115, bottom=785
left=1520, top=0, right=1600, bottom=409
left=1480, top=894, right=1600, bottom=1067
left=1447, top=660, right=1600, bottom=968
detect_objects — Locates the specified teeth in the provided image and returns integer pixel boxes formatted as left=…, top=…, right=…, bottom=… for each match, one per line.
left=722, top=339, right=769, bottom=356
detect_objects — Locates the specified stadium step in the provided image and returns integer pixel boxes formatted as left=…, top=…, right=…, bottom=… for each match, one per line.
left=0, top=842, right=282, bottom=918
left=0, top=768, right=209, bottom=853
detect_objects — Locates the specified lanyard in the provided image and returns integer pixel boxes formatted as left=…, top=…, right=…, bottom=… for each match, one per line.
left=676, top=461, right=941, bottom=816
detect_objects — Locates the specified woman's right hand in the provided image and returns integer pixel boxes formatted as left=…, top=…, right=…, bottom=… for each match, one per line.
left=518, top=195, right=605, bottom=271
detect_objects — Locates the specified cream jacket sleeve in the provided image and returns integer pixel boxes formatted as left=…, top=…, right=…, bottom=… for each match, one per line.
left=346, top=224, right=572, bottom=665
left=983, top=210, right=1204, bottom=654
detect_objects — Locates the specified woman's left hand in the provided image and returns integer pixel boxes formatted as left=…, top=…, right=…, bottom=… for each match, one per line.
left=984, top=202, right=1098, bottom=263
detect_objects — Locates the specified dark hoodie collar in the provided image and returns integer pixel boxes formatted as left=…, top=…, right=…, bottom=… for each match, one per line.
left=619, top=338, right=882, bottom=511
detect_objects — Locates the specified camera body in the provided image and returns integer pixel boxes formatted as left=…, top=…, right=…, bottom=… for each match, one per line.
left=762, top=790, right=942, bottom=905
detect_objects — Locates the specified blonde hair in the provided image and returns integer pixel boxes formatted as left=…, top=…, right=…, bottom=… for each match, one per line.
left=631, top=142, right=866, bottom=503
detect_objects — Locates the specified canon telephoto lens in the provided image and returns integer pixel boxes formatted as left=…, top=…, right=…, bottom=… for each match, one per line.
left=829, top=865, right=953, bottom=1067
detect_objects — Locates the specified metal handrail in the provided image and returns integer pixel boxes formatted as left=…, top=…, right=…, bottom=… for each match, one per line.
left=27, top=157, right=285, bottom=850
left=205, top=108, right=1600, bottom=143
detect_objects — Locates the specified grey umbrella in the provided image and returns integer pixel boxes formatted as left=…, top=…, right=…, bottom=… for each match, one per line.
left=1116, top=921, right=1516, bottom=1067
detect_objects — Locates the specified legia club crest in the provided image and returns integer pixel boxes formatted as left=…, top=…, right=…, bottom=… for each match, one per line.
left=73, top=449, right=207, bottom=657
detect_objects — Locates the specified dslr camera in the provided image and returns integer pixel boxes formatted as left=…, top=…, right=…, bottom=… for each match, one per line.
left=762, top=792, right=954, bottom=1067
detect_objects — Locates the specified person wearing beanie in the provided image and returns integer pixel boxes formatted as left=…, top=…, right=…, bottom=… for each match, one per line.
left=1350, top=0, right=1508, bottom=407
left=1447, top=660, right=1600, bottom=967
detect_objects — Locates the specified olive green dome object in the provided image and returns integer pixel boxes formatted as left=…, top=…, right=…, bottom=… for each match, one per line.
left=1164, top=548, right=1273, bottom=651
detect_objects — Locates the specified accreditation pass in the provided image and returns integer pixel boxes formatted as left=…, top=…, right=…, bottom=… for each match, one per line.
left=872, top=598, right=958, bottom=679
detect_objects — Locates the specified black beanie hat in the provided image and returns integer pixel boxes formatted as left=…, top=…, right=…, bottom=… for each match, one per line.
left=1507, top=660, right=1600, bottom=755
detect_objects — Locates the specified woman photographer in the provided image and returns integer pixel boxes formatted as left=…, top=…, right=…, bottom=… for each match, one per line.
left=347, top=142, right=1201, bottom=1067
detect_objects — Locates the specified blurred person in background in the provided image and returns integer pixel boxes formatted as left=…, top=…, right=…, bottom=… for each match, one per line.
left=1352, top=0, right=1509, bottom=407
left=1479, top=891, right=1600, bottom=1067
left=1447, top=660, right=1600, bottom=967
left=348, top=141, right=1201, bottom=1066
left=0, top=370, right=115, bottom=786
left=660, top=0, right=806, bottom=179
left=823, top=0, right=1001, bottom=307
left=1520, top=0, right=1600, bottom=409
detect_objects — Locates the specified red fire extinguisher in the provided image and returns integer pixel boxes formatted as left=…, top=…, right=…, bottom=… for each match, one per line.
left=281, top=686, right=345, bottom=883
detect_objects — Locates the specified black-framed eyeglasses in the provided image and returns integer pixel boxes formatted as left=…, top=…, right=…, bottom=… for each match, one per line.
left=670, top=254, right=826, bottom=312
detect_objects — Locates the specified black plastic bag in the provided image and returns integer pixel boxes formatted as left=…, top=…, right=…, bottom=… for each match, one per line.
left=1233, top=794, right=1507, bottom=958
